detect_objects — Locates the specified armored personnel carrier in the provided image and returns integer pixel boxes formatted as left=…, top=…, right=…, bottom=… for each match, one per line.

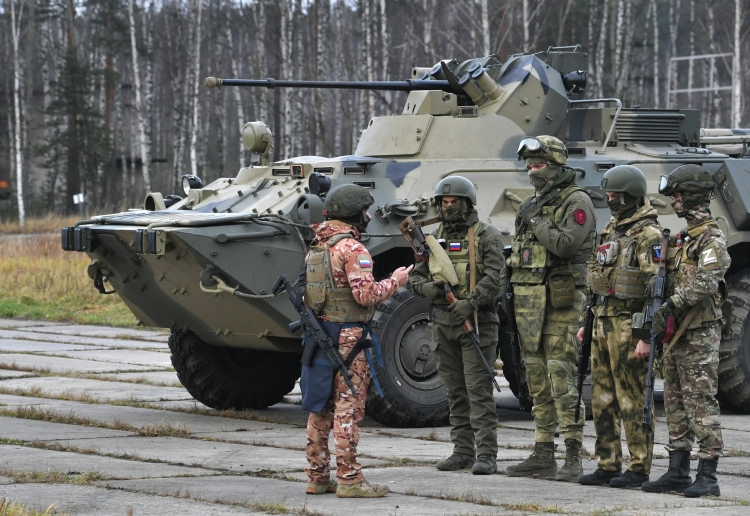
left=62, top=45, right=750, bottom=427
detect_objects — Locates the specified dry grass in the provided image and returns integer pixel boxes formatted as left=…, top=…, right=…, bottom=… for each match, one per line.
left=502, top=503, right=566, bottom=513
left=0, top=222, right=136, bottom=326
left=0, top=498, right=66, bottom=516
left=0, top=214, right=80, bottom=235
left=1, top=469, right=107, bottom=485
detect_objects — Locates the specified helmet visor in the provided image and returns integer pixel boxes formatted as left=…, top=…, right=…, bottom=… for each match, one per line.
left=517, top=137, right=544, bottom=158
left=658, top=175, right=672, bottom=195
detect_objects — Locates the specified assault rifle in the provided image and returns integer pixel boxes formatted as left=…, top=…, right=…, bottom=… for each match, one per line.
left=642, top=229, right=673, bottom=427
left=400, top=216, right=501, bottom=392
left=575, top=293, right=597, bottom=423
left=272, top=274, right=358, bottom=395
left=501, top=245, right=529, bottom=405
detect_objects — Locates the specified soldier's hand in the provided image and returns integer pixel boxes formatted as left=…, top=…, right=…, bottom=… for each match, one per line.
left=450, top=299, right=476, bottom=324
left=651, top=298, right=675, bottom=334
left=576, top=326, right=585, bottom=342
left=420, top=281, right=446, bottom=300
left=635, top=340, right=651, bottom=360
left=391, top=265, right=414, bottom=287
left=520, top=200, right=542, bottom=224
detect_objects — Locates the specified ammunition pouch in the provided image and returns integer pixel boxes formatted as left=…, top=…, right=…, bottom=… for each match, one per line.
left=547, top=271, right=575, bottom=309
left=612, top=266, right=647, bottom=299
left=513, top=284, right=546, bottom=353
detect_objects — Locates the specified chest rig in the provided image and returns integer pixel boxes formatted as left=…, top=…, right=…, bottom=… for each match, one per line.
left=508, top=185, right=596, bottom=286
left=667, top=221, right=724, bottom=328
left=304, top=233, right=376, bottom=323
left=589, top=219, right=655, bottom=300
left=433, top=222, right=485, bottom=303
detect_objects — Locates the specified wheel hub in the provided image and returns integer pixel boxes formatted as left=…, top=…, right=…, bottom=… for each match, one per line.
left=395, top=314, right=441, bottom=390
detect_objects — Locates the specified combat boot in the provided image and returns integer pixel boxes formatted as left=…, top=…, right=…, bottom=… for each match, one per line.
left=608, top=470, right=649, bottom=488
left=579, top=469, right=621, bottom=486
left=555, top=439, right=583, bottom=482
left=472, top=454, right=497, bottom=475
left=505, top=441, right=557, bottom=477
left=336, top=481, right=389, bottom=498
left=641, top=450, right=691, bottom=493
left=306, top=479, right=337, bottom=494
left=684, top=457, right=720, bottom=498
left=437, top=453, right=475, bottom=471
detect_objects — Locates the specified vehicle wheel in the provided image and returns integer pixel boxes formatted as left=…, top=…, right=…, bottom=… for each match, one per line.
left=168, top=328, right=301, bottom=410
left=497, top=320, right=533, bottom=412
left=717, top=271, right=750, bottom=413
left=366, top=288, right=449, bottom=427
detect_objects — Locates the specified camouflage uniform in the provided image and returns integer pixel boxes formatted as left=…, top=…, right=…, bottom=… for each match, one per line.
left=411, top=210, right=505, bottom=463
left=587, top=201, right=661, bottom=476
left=663, top=215, right=727, bottom=460
left=305, top=220, right=399, bottom=486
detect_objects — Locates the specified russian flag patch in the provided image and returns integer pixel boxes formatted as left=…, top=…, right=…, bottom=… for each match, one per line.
left=357, top=254, right=372, bottom=268
left=449, top=242, right=462, bottom=251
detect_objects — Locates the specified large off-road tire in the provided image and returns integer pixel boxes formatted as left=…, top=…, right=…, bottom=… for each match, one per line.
left=497, top=320, right=533, bottom=412
left=168, top=328, right=301, bottom=410
left=366, top=288, right=450, bottom=427
left=717, top=271, right=750, bottom=412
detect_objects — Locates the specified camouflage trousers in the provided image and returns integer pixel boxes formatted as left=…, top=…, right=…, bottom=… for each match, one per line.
left=523, top=288, right=585, bottom=443
left=663, top=322, right=724, bottom=460
left=432, top=320, right=499, bottom=458
left=590, top=313, right=654, bottom=474
left=305, top=326, right=370, bottom=485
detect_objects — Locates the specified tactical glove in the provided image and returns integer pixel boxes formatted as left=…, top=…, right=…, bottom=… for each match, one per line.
left=419, top=281, right=446, bottom=301
left=519, top=200, right=543, bottom=224
left=450, top=299, right=476, bottom=324
left=651, top=298, right=676, bottom=334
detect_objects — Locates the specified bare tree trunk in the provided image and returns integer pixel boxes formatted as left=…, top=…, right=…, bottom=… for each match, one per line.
left=732, top=0, right=742, bottom=127
left=614, top=0, right=634, bottom=95
left=24, top=0, right=35, bottom=213
left=479, top=0, right=490, bottom=55
left=667, top=0, right=681, bottom=108
left=378, top=0, right=390, bottom=110
left=142, top=0, right=155, bottom=183
left=522, top=0, right=529, bottom=52
left=422, top=0, right=435, bottom=62
left=128, top=0, right=151, bottom=193
left=362, top=0, right=373, bottom=123
left=333, top=0, right=344, bottom=155
left=64, top=0, right=81, bottom=215
left=10, top=0, right=26, bottom=225
left=594, top=0, right=610, bottom=98
left=280, top=0, right=293, bottom=159
left=557, top=0, right=575, bottom=46
left=707, top=0, right=721, bottom=126
left=651, top=0, right=659, bottom=107
left=225, top=1, right=244, bottom=167
left=255, top=0, right=268, bottom=124
left=687, top=0, right=694, bottom=108
left=314, top=0, right=327, bottom=156
left=189, top=0, right=203, bottom=176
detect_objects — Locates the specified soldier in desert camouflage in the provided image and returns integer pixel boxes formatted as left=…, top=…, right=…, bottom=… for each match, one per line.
left=577, top=165, right=661, bottom=488
left=641, top=165, right=729, bottom=498
left=303, top=184, right=412, bottom=498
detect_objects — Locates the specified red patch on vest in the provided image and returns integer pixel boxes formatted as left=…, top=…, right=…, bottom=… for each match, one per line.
left=573, top=209, right=587, bottom=225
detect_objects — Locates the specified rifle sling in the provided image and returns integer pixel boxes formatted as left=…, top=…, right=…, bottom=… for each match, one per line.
left=468, top=224, right=479, bottom=330
left=660, top=304, right=701, bottom=358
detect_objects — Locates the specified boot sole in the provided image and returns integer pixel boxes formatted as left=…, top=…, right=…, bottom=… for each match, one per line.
left=506, top=467, right=558, bottom=478
left=684, top=488, right=720, bottom=498
left=641, top=484, right=690, bottom=493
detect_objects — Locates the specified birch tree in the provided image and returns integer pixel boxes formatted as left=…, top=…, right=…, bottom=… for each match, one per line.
left=189, top=0, right=203, bottom=176
left=732, top=0, right=742, bottom=127
left=9, top=0, right=26, bottom=225
left=651, top=0, right=659, bottom=106
left=128, top=0, right=151, bottom=192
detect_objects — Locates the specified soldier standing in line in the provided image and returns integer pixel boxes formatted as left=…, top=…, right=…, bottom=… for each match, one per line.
left=410, top=176, right=505, bottom=475
left=504, top=136, right=597, bottom=482
left=641, top=165, right=729, bottom=497
left=577, top=165, right=660, bottom=488
left=303, top=184, right=412, bottom=498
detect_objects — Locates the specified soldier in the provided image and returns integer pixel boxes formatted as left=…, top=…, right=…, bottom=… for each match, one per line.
left=641, top=165, right=728, bottom=498
left=303, top=184, right=412, bottom=498
left=410, top=176, right=505, bottom=475
left=577, top=165, right=660, bottom=488
left=504, top=135, right=596, bottom=482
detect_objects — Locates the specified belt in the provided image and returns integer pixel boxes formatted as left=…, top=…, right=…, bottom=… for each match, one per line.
left=597, top=296, right=644, bottom=311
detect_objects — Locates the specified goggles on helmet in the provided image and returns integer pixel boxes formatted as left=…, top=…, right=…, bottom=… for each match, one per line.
left=517, top=137, right=546, bottom=158
left=658, top=175, right=672, bottom=195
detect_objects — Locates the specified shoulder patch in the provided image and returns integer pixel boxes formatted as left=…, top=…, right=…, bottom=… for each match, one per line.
left=651, top=245, right=662, bottom=263
left=573, top=209, right=587, bottom=225
left=699, top=244, right=720, bottom=269
left=356, top=254, right=372, bottom=268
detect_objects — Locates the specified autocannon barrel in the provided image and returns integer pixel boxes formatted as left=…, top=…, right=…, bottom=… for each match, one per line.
left=205, top=77, right=459, bottom=95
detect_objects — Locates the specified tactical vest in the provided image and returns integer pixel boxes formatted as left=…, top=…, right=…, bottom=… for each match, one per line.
left=433, top=221, right=485, bottom=304
left=304, top=233, right=376, bottom=323
left=667, top=220, right=724, bottom=328
left=589, top=218, right=657, bottom=300
left=509, top=185, right=596, bottom=287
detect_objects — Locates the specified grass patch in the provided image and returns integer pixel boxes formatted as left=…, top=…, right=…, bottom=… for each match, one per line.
left=1, top=469, right=109, bottom=485
left=0, top=231, right=136, bottom=327
left=0, top=498, right=66, bottom=516
left=405, top=488, right=495, bottom=506
left=417, top=429, right=449, bottom=442
left=502, top=503, right=565, bottom=513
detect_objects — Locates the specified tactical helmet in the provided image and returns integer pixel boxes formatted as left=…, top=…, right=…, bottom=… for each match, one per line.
left=434, top=176, right=477, bottom=205
left=516, top=135, right=568, bottom=165
left=659, top=165, right=716, bottom=200
left=323, top=184, right=374, bottom=219
left=600, top=165, right=647, bottom=197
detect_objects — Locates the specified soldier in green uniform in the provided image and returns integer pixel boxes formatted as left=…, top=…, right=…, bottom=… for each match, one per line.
left=641, top=165, right=729, bottom=498
left=410, top=176, right=505, bottom=475
left=577, top=165, right=660, bottom=488
left=504, top=136, right=596, bottom=482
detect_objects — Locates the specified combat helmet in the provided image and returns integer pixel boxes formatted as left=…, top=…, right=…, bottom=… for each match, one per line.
left=516, top=135, right=568, bottom=165
left=659, top=164, right=717, bottom=204
left=322, top=184, right=374, bottom=231
left=601, top=165, right=647, bottom=197
left=434, top=176, right=477, bottom=205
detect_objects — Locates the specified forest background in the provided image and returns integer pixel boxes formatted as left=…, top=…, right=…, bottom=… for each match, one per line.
left=0, top=0, right=746, bottom=224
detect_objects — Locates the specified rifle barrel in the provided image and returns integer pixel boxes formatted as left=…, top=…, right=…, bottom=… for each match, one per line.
left=206, top=77, right=459, bottom=95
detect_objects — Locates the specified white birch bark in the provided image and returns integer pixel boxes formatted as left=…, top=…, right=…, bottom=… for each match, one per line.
left=189, top=0, right=203, bottom=176
left=333, top=0, right=344, bottom=155
left=255, top=0, right=268, bottom=124
left=479, top=0, right=490, bottom=55
left=522, top=0, right=530, bottom=52
left=225, top=4, right=244, bottom=167
left=594, top=0, right=610, bottom=98
left=363, top=0, right=373, bottom=123
left=651, top=0, right=659, bottom=107
left=280, top=0, right=293, bottom=159
left=127, top=0, right=151, bottom=192
left=10, top=0, right=26, bottom=225
left=142, top=0, right=154, bottom=181
left=687, top=0, right=694, bottom=108
left=314, top=0, right=327, bottom=156
left=707, top=0, right=721, bottom=126
left=378, top=0, right=390, bottom=109
left=667, top=0, right=681, bottom=109
left=732, top=0, right=742, bottom=127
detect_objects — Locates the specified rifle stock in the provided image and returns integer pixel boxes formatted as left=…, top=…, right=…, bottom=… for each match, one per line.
left=642, top=229, right=671, bottom=428
left=575, top=293, right=597, bottom=423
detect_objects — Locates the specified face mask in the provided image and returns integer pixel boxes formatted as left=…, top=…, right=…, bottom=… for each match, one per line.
left=671, top=198, right=688, bottom=218
left=528, top=168, right=549, bottom=190
left=442, top=204, right=464, bottom=223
